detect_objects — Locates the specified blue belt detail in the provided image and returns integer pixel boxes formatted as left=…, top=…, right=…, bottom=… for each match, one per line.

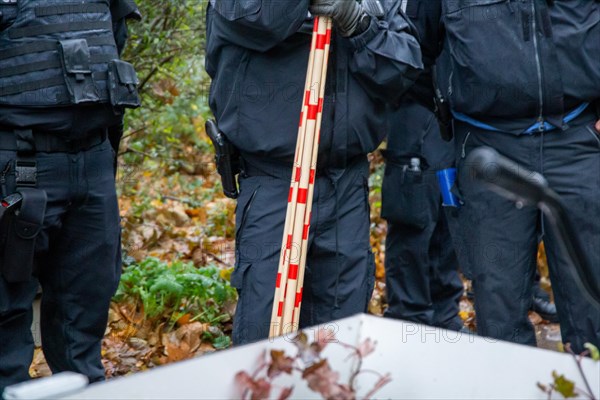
left=452, top=111, right=501, bottom=132
left=452, top=102, right=590, bottom=134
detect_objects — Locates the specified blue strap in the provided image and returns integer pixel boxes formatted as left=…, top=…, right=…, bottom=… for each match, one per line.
left=454, top=102, right=590, bottom=134
left=564, top=102, right=590, bottom=123
left=451, top=111, right=501, bottom=132
left=524, top=120, right=554, bottom=134
left=525, top=102, right=589, bottom=133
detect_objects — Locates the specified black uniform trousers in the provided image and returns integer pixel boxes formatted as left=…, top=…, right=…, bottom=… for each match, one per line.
left=382, top=171, right=464, bottom=330
left=454, top=110, right=600, bottom=352
left=0, top=137, right=121, bottom=391
left=381, top=102, right=463, bottom=330
left=231, top=157, right=375, bottom=345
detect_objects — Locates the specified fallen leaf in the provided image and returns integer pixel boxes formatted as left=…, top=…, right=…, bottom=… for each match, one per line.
left=234, top=371, right=272, bottom=400
left=357, top=338, right=376, bottom=358
left=176, top=313, right=192, bottom=326
left=529, top=311, right=543, bottom=326
left=277, top=386, right=294, bottom=400
left=268, top=350, right=295, bottom=378
left=162, top=331, right=193, bottom=362
left=312, top=327, right=335, bottom=353
left=303, top=360, right=354, bottom=400
left=552, top=371, right=577, bottom=398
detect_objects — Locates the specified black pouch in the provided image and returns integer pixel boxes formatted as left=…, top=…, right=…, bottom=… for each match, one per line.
left=59, top=39, right=101, bottom=104
left=1, top=188, right=46, bottom=283
left=381, top=163, right=433, bottom=230
left=107, top=59, right=141, bottom=109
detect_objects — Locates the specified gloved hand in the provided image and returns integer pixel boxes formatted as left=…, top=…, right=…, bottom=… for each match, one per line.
left=309, top=0, right=365, bottom=37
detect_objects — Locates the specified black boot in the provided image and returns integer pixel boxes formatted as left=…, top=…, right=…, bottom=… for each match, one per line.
left=531, top=283, right=559, bottom=323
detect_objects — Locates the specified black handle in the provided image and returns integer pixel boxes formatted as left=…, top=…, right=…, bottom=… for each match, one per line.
left=205, top=120, right=240, bottom=199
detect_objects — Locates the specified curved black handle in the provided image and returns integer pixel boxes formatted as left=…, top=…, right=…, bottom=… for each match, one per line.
left=467, top=146, right=550, bottom=206
left=467, top=147, right=600, bottom=307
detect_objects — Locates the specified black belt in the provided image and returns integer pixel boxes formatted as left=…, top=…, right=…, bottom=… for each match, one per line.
left=0, top=128, right=107, bottom=153
left=241, top=154, right=333, bottom=181
left=241, top=153, right=365, bottom=180
left=242, top=157, right=293, bottom=180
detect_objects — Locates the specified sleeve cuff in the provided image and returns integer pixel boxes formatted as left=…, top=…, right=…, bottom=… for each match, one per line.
left=111, top=0, right=142, bottom=21
left=347, top=17, right=380, bottom=51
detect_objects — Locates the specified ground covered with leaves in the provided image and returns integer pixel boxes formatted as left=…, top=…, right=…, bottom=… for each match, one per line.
left=29, top=140, right=561, bottom=380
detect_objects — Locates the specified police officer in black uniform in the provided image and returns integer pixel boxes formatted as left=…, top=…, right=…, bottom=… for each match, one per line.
left=0, top=0, right=140, bottom=391
left=381, top=0, right=464, bottom=331
left=382, top=103, right=465, bottom=331
left=206, top=0, right=423, bottom=344
left=419, top=0, right=600, bottom=352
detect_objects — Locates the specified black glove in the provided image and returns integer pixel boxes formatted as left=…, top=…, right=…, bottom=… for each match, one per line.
left=309, top=0, right=365, bottom=37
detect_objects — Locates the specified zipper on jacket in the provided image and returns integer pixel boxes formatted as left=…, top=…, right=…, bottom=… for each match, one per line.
left=531, top=0, right=545, bottom=131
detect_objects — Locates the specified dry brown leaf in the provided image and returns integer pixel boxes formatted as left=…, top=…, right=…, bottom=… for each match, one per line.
left=357, top=338, right=376, bottom=358
left=29, top=349, right=51, bottom=379
left=277, top=386, right=294, bottom=400
left=175, top=322, right=204, bottom=354
left=529, top=311, right=544, bottom=326
left=156, top=203, right=191, bottom=227
left=268, top=350, right=295, bottom=378
left=162, top=332, right=192, bottom=363
left=313, top=327, right=335, bottom=353
left=302, top=360, right=354, bottom=400
left=197, top=341, right=217, bottom=356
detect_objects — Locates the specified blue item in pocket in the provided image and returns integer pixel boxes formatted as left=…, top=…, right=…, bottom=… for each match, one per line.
left=437, top=168, right=460, bottom=208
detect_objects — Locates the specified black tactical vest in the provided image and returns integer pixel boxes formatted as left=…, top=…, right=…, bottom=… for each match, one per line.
left=0, top=0, right=140, bottom=108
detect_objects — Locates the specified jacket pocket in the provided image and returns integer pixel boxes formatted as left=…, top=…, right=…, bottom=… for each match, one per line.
left=210, top=0, right=261, bottom=21
left=442, top=0, right=540, bottom=118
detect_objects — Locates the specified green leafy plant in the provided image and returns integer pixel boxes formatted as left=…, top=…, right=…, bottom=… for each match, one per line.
left=114, top=257, right=237, bottom=331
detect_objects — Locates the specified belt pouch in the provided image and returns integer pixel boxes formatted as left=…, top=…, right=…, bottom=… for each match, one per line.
left=1, top=188, right=47, bottom=283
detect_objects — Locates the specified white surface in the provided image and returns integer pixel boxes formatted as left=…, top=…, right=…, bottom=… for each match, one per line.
left=3, top=372, right=88, bottom=400
left=60, top=314, right=599, bottom=399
